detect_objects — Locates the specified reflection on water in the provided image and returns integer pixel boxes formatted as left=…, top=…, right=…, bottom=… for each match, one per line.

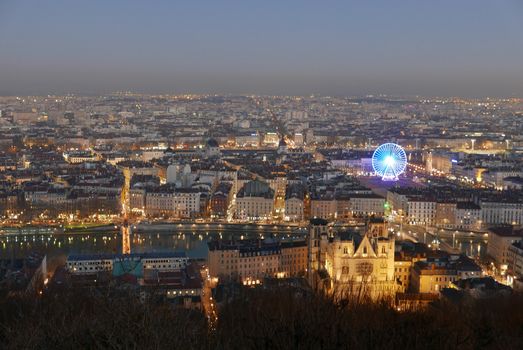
left=0, top=227, right=306, bottom=260
left=0, top=226, right=488, bottom=261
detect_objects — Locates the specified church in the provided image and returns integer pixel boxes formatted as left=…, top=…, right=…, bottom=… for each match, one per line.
left=308, top=218, right=396, bottom=299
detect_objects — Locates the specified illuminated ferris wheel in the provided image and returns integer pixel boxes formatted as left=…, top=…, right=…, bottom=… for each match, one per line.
left=371, top=143, right=407, bottom=180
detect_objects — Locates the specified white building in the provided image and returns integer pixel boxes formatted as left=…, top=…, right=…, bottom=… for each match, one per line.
left=284, top=184, right=305, bottom=222
left=488, top=226, right=523, bottom=273
left=407, top=199, right=436, bottom=226
left=350, top=194, right=385, bottom=217
left=508, top=241, right=523, bottom=284
left=142, top=253, right=189, bottom=271
left=310, top=197, right=336, bottom=220
left=63, top=151, right=99, bottom=164
left=455, top=202, right=481, bottom=230
left=480, top=199, right=523, bottom=227
left=67, top=254, right=113, bottom=274
left=166, top=164, right=179, bottom=184
left=145, top=187, right=200, bottom=218
left=235, top=180, right=275, bottom=221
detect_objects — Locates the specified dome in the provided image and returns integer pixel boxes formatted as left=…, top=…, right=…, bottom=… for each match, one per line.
left=207, top=138, right=219, bottom=148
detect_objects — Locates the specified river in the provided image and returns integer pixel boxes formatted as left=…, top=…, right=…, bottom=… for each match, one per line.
left=0, top=223, right=307, bottom=263
left=0, top=222, right=487, bottom=268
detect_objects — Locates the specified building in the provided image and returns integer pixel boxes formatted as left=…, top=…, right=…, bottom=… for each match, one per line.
left=284, top=184, right=305, bottom=222
left=435, top=202, right=457, bottom=229
left=308, top=218, right=329, bottom=284
left=349, top=193, right=386, bottom=217
left=235, top=180, right=275, bottom=221
left=508, top=240, right=523, bottom=291
left=207, top=238, right=307, bottom=283
left=66, top=252, right=200, bottom=309
left=63, top=150, right=99, bottom=164
left=308, top=219, right=396, bottom=299
left=479, top=195, right=523, bottom=227
left=143, top=262, right=203, bottom=310
left=425, top=151, right=453, bottom=174
left=310, top=194, right=336, bottom=220
left=279, top=240, right=308, bottom=277
left=410, top=255, right=482, bottom=294
left=210, top=182, right=233, bottom=219
left=455, top=202, right=481, bottom=230
left=394, top=241, right=431, bottom=293
left=488, top=226, right=523, bottom=273
left=129, top=188, right=146, bottom=215
left=407, top=199, right=436, bottom=226
left=67, top=252, right=188, bottom=277
left=205, top=138, right=221, bottom=158
left=508, top=240, right=523, bottom=283
left=66, top=254, right=114, bottom=275
left=441, top=277, right=512, bottom=301
left=118, top=161, right=159, bottom=188
left=142, top=185, right=201, bottom=218
left=502, top=176, right=523, bottom=190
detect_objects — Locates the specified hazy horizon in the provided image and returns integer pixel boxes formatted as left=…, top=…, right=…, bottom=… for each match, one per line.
left=2, top=0, right=523, bottom=98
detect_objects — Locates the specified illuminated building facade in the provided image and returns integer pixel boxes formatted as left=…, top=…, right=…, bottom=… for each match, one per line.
left=308, top=219, right=396, bottom=299
left=207, top=239, right=307, bottom=283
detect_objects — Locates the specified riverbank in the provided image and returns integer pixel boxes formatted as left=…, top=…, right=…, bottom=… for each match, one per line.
left=0, top=221, right=309, bottom=236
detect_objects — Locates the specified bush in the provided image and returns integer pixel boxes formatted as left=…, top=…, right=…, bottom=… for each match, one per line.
left=0, top=287, right=522, bottom=349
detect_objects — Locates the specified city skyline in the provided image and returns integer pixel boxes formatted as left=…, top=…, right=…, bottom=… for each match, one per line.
left=2, top=0, right=523, bottom=97
left=1, top=2, right=523, bottom=348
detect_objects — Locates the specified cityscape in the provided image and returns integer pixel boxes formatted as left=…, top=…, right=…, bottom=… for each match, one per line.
left=1, top=1, right=523, bottom=349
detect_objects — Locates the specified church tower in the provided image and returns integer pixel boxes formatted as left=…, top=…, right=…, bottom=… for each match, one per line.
left=308, top=218, right=329, bottom=287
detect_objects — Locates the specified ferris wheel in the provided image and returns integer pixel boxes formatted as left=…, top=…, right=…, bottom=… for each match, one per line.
left=372, top=143, right=407, bottom=180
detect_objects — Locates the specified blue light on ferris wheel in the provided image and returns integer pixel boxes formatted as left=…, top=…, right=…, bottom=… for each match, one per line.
left=372, top=143, right=407, bottom=180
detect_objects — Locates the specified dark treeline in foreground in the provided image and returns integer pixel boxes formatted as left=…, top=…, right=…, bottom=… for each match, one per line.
left=1, top=287, right=523, bottom=349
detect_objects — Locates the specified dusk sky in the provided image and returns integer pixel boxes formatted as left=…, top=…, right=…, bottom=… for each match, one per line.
left=1, top=0, right=523, bottom=97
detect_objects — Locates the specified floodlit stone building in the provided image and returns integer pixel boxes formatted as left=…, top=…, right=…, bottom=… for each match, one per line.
left=308, top=218, right=396, bottom=299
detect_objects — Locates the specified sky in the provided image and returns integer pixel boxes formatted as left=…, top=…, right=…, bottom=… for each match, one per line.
left=1, top=0, right=523, bottom=97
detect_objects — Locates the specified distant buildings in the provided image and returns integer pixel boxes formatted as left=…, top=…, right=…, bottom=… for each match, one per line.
left=388, top=186, right=523, bottom=230
left=3, top=93, right=523, bottom=303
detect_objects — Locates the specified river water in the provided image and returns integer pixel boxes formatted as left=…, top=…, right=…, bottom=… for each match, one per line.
left=0, top=223, right=487, bottom=268
left=0, top=224, right=306, bottom=263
